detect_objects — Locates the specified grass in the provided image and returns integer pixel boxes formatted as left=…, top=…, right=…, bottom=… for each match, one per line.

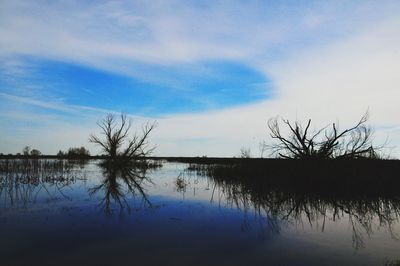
left=181, top=158, right=400, bottom=196
left=184, top=159, right=400, bottom=250
left=385, top=259, right=400, bottom=266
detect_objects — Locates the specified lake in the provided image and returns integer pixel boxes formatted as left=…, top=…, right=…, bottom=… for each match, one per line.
left=0, top=159, right=399, bottom=266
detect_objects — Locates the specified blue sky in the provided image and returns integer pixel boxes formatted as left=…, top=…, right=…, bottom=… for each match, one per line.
left=1, top=56, right=268, bottom=114
left=0, top=0, right=400, bottom=157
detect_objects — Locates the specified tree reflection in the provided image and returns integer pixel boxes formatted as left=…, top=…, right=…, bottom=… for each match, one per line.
left=89, top=160, right=159, bottom=215
left=189, top=163, right=400, bottom=250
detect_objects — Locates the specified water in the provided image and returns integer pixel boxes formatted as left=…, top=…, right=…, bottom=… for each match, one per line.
left=0, top=159, right=399, bottom=265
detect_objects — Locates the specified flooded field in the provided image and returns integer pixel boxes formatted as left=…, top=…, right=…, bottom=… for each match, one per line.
left=1, top=159, right=399, bottom=266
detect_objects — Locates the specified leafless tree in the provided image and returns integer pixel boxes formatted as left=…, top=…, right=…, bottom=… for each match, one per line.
left=22, top=146, right=30, bottom=156
left=266, top=111, right=382, bottom=159
left=89, top=113, right=157, bottom=160
left=30, top=149, right=41, bottom=157
left=239, top=147, right=252, bottom=158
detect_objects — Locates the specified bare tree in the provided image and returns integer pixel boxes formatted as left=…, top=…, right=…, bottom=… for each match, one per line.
left=67, top=147, right=90, bottom=158
left=22, top=146, right=30, bottom=156
left=30, top=149, right=41, bottom=157
left=89, top=113, right=157, bottom=160
left=266, top=111, right=382, bottom=159
left=239, top=147, right=252, bottom=158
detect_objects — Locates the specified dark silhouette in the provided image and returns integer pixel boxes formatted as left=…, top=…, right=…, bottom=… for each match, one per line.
left=183, top=159, right=400, bottom=195
left=30, top=149, right=41, bottom=157
left=66, top=146, right=90, bottom=159
left=187, top=162, right=400, bottom=250
left=386, top=260, right=400, bottom=266
left=0, top=159, right=82, bottom=207
left=89, top=160, right=160, bottom=215
left=175, top=173, right=188, bottom=194
left=22, top=146, right=30, bottom=156
left=266, top=111, right=382, bottom=159
left=239, top=147, right=251, bottom=158
left=89, top=113, right=157, bottom=161
left=21, top=146, right=42, bottom=157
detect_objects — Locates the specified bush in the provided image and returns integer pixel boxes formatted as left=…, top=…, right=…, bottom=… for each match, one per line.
left=89, top=113, right=156, bottom=160
left=265, top=112, right=384, bottom=159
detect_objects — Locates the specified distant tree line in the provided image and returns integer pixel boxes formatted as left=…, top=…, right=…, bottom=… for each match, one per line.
left=57, top=147, right=90, bottom=159
left=0, top=146, right=90, bottom=159
left=0, top=111, right=392, bottom=161
left=22, top=146, right=42, bottom=157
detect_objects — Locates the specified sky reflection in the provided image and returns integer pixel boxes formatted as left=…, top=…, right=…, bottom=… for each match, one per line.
left=0, top=159, right=399, bottom=265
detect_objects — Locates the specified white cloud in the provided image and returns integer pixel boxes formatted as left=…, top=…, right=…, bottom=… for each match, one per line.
left=2, top=1, right=394, bottom=72
left=0, top=92, right=116, bottom=115
left=152, top=15, right=400, bottom=157
left=0, top=1, right=399, bottom=157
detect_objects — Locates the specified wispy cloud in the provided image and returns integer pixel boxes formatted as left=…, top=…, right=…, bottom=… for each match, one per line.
left=3, top=1, right=396, bottom=74
left=0, top=0, right=399, bottom=156
left=0, top=92, right=113, bottom=115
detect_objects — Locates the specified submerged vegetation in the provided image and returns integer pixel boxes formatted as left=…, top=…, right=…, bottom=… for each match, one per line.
left=0, top=159, right=85, bottom=208
left=184, top=159, right=400, bottom=195
left=0, top=158, right=76, bottom=173
left=1, top=157, right=400, bottom=254
left=386, top=260, right=400, bottom=266
left=0, top=158, right=161, bottom=214
left=186, top=162, right=400, bottom=250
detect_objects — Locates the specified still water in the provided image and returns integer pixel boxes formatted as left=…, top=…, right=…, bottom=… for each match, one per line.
left=0, top=159, right=399, bottom=265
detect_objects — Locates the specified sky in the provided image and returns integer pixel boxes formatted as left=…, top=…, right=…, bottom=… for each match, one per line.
left=0, top=0, right=399, bottom=157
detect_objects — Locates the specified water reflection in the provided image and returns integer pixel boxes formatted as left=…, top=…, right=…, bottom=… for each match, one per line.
left=88, top=160, right=156, bottom=215
left=1, top=158, right=400, bottom=255
left=189, top=163, right=400, bottom=250
left=0, top=159, right=84, bottom=208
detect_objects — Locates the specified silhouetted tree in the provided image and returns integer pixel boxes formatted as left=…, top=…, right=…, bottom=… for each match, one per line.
left=30, top=149, right=41, bottom=157
left=239, top=147, right=252, bottom=158
left=22, top=146, right=30, bottom=156
left=67, top=146, right=90, bottom=158
left=89, top=113, right=156, bottom=160
left=266, top=112, right=381, bottom=159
